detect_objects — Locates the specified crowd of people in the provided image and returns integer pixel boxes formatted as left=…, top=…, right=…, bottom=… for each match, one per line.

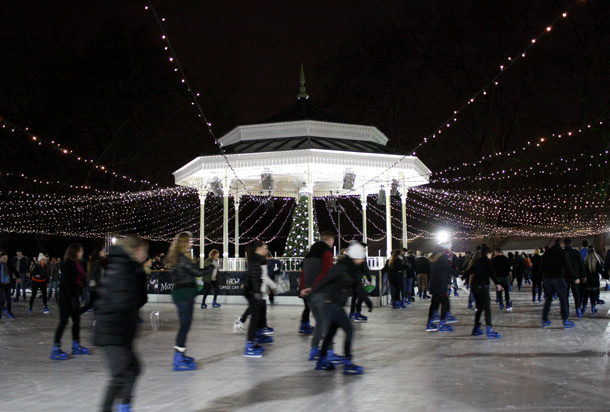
left=1, top=234, right=609, bottom=412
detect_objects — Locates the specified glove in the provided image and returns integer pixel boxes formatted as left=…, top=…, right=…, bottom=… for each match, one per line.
left=195, top=277, right=204, bottom=292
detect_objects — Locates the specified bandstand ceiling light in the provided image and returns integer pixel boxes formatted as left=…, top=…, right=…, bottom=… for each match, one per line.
left=343, top=171, right=356, bottom=190
left=210, top=178, right=223, bottom=197
left=377, top=186, right=386, bottom=205
left=390, top=179, right=400, bottom=196
left=261, top=172, right=273, bottom=190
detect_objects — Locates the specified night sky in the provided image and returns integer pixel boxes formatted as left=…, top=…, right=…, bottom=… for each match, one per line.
left=1, top=0, right=609, bottom=255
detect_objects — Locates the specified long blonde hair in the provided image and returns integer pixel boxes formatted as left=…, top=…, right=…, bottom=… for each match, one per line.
left=584, top=249, right=600, bottom=274
left=165, top=232, right=193, bottom=268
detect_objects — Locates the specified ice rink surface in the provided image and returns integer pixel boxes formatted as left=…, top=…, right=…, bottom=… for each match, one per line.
left=1, top=286, right=609, bottom=412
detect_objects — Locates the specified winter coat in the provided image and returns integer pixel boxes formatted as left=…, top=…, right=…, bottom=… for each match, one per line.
left=405, top=255, right=417, bottom=279
left=564, top=246, right=586, bottom=281
left=94, top=246, right=147, bottom=347
left=31, top=264, right=49, bottom=284
left=531, top=254, right=542, bottom=278
left=492, top=255, right=511, bottom=282
left=301, top=241, right=334, bottom=290
left=12, top=256, right=29, bottom=274
left=310, top=256, right=372, bottom=308
left=584, top=260, right=602, bottom=289
left=173, top=254, right=210, bottom=290
left=428, top=252, right=460, bottom=295
left=244, top=252, right=266, bottom=300
left=464, top=256, right=497, bottom=287
left=60, top=260, right=83, bottom=301
left=540, top=244, right=575, bottom=279
left=203, top=257, right=218, bottom=281
left=415, top=256, right=431, bottom=274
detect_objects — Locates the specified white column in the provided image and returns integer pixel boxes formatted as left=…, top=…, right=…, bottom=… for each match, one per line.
left=385, top=186, right=392, bottom=258
left=307, top=193, right=314, bottom=248
left=222, top=170, right=229, bottom=268
left=361, top=191, right=368, bottom=245
left=401, top=189, right=408, bottom=248
left=199, top=193, right=205, bottom=269
left=234, top=197, right=240, bottom=258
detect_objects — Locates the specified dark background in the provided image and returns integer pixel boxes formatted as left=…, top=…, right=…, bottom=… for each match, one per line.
left=1, top=0, right=609, bottom=258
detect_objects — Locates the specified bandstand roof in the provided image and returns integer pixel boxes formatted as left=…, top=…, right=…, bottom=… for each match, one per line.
left=174, top=70, right=430, bottom=197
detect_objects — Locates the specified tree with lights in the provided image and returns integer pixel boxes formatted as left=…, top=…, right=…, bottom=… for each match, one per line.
left=284, top=195, right=318, bottom=257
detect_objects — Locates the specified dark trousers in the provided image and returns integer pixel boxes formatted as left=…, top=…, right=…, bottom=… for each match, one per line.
left=320, top=303, right=353, bottom=359
left=350, top=289, right=363, bottom=314
left=101, top=345, right=140, bottom=412
left=48, top=280, right=59, bottom=300
left=54, top=296, right=80, bottom=344
left=174, top=298, right=193, bottom=348
left=472, top=285, right=492, bottom=326
left=496, top=280, right=510, bottom=305
left=513, top=272, right=524, bottom=290
left=532, top=276, right=543, bottom=300
left=389, top=273, right=402, bottom=302
left=246, top=297, right=264, bottom=341
left=308, top=292, right=327, bottom=349
left=300, top=298, right=310, bottom=323
left=0, top=283, right=12, bottom=313
left=566, top=279, right=581, bottom=310
left=543, top=277, right=569, bottom=321
left=202, top=280, right=219, bottom=304
left=428, top=293, right=449, bottom=321
left=29, top=282, right=48, bottom=308
left=583, top=288, right=599, bottom=307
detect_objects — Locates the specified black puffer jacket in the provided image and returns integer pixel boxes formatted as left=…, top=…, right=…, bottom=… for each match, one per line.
left=428, top=252, right=460, bottom=295
left=243, top=252, right=266, bottom=299
left=94, top=246, right=146, bottom=347
left=173, top=254, right=211, bottom=290
left=415, top=256, right=431, bottom=274
left=541, top=244, right=574, bottom=279
left=406, top=255, right=417, bottom=278
left=311, top=256, right=372, bottom=308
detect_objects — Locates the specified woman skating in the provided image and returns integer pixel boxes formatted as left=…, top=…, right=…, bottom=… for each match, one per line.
left=51, top=243, right=89, bottom=360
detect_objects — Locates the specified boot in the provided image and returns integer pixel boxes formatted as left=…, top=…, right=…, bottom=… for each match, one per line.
left=445, top=312, right=457, bottom=323
left=591, top=305, right=598, bottom=315
left=563, top=319, right=575, bottom=329
left=438, top=321, right=453, bottom=332
left=326, top=349, right=344, bottom=364
left=315, top=356, right=335, bottom=371
left=173, top=351, right=197, bottom=371
left=343, top=359, right=364, bottom=375
left=243, top=341, right=264, bottom=358
left=117, top=405, right=131, bottom=412
left=72, top=341, right=89, bottom=355
left=486, top=326, right=500, bottom=339
left=426, top=319, right=438, bottom=332
left=299, top=321, right=313, bottom=334
left=212, top=300, right=221, bottom=308
left=309, top=346, right=320, bottom=361
left=200, top=302, right=207, bottom=309
left=50, top=344, right=69, bottom=360
left=471, top=324, right=484, bottom=336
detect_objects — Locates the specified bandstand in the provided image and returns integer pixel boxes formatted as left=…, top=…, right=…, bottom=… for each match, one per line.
left=173, top=68, right=431, bottom=273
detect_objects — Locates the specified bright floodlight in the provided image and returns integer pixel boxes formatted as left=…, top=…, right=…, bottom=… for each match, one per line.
left=111, top=237, right=117, bottom=245
left=436, top=231, right=450, bottom=244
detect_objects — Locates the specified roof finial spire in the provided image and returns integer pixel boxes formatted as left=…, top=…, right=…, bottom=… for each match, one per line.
left=297, top=63, right=309, bottom=100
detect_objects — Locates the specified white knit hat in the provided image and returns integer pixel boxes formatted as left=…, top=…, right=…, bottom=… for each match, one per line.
left=347, top=241, right=366, bottom=260
left=37, top=253, right=47, bottom=262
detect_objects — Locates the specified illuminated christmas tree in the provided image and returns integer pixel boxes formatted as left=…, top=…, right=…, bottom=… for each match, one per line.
left=284, top=195, right=318, bottom=257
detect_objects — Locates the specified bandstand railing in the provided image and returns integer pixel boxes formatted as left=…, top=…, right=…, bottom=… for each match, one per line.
left=218, top=256, right=387, bottom=272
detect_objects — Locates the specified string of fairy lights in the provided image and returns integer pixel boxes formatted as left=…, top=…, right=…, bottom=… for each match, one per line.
left=2, top=0, right=609, bottom=245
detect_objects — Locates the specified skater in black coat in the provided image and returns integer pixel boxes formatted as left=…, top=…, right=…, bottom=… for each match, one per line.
left=94, top=236, right=148, bottom=412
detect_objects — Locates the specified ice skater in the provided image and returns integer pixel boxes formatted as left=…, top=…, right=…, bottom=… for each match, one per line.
left=463, top=246, right=501, bottom=339
left=426, top=242, right=460, bottom=332
left=492, top=248, right=512, bottom=311
left=0, top=253, right=15, bottom=319
left=540, top=239, right=575, bottom=329
left=201, top=249, right=221, bottom=308
left=302, top=240, right=373, bottom=375
left=51, top=243, right=89, bottom=360
left=94, top=236, right=148, bottom=412
left=165, top=232, right=212, bottom=370
left=29, top=253, right=50, bottom=314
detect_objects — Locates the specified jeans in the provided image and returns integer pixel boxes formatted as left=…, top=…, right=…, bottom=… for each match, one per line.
left=48, top=280, right=58, bottom=300
left=428, top=293, right=449, bottom=321
left=389, top=273, right=402, bottom=302
left=29, top=282, right=48, bottom=308
left=404, top=277, right=414, bottom=299
left=174, top=298, right=194, bottom=348
left=101, top=345, right=141, bottom=412
left=496, top=280, right=510, bottom=305
left=54, top=295, right=81, bottom=344
left=472, top=285, right=492, bottom=326
left=0, top=283, right=12, bottom=313
left=300, top=298, right=310, bottom=323
left=16, top=274, right=29, bottom=299
left=308, top=292, right=327, bottom=349
left=532, top=276, right=542, bottom=301
left=542, top=278, right=569, bottom=321
left=320, top=303, right=353, bottom=359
